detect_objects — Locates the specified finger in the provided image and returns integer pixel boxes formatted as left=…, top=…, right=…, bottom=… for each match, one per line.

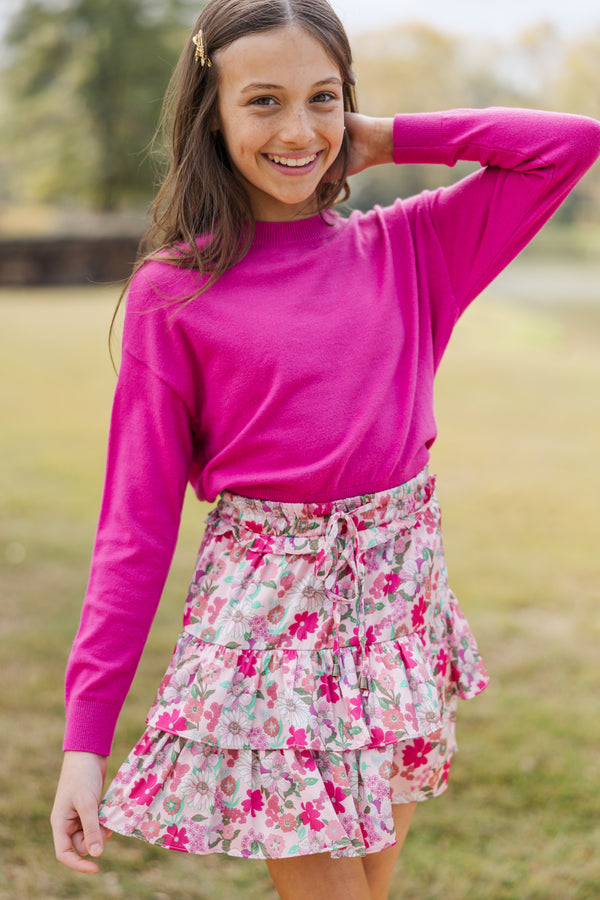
left=53, top=827, right=100, bottom=874
left=78, top=799, right=105, bottom=859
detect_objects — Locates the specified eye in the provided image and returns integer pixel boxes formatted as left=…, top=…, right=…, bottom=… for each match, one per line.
left=311, top=91, right=337, bottom=104
left=250, top=96, right=278, bottom=107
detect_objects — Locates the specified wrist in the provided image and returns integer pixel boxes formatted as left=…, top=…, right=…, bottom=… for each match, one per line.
left=371, top=117, right=395, bottom=166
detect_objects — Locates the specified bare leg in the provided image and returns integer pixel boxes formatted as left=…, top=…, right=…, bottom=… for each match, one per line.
left=361, top=803, right=417, bottom=900
left=265, top=803, right=416, bottom=900
left=266, top=853, right=373, bottom=900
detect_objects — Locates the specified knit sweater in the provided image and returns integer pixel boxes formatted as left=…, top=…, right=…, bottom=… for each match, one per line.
left=64, top=108, right=600, bottom=755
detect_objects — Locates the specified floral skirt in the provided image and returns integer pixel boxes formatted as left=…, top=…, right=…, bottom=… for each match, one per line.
left=99, top=468, right=489, bottom=859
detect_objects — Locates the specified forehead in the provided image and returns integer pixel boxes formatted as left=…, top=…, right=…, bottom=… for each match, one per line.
left=215, top=25, right=341, bottom=90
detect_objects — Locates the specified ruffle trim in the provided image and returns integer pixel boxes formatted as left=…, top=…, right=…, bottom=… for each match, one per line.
left=99, top=730, right=453, bottom=859
left=145, top=594, right=488, bottom=753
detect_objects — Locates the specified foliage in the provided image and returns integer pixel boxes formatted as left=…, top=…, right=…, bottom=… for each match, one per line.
left=1, top=0, right=201, bottom=210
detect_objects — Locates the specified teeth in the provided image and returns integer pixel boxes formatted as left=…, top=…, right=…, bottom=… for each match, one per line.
left=267, top=154, right=317, bottom=167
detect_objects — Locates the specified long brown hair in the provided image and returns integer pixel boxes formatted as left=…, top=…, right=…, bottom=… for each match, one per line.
left=137, top=0, right=356, bottom=274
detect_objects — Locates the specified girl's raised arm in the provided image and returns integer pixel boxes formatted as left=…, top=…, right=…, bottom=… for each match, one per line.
left=342, top=108, right=600, bottom=315
left=354, top=107, right=600, bottom=313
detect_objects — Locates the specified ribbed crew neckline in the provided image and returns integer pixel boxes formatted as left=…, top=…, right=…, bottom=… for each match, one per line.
left=252, top=210, right=341, bottom=246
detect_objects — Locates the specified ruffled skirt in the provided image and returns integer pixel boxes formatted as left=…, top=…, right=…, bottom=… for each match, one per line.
left=99, top=468, right=488, bottom=859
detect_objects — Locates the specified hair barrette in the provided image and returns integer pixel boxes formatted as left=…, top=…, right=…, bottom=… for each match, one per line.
left=192, top=29, right=212, bottom=67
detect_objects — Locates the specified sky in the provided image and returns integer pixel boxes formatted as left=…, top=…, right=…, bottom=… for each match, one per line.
left=330, top=0, right=599, bottom=38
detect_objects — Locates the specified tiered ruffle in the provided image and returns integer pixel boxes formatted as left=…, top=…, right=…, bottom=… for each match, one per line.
left=99, top=469, right=488, bottom=858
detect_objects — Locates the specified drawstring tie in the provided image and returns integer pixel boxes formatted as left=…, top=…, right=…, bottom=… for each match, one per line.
left=314, top=504, right=374, bottom=691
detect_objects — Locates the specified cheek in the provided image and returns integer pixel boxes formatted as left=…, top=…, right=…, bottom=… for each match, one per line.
left=327, top=114, right=346, bottom=157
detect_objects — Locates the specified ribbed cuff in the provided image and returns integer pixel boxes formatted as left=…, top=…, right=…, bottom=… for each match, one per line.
left=393, top=113, right=448, bottom=166
left=63, top=698, right=120, bottom=756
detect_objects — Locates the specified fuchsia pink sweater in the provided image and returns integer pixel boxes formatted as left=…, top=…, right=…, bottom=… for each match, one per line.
left=64, top=108, right=600, bottom=755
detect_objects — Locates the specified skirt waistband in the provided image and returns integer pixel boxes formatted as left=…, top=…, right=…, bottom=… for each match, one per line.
left=214, top=467, right=433, bottom=539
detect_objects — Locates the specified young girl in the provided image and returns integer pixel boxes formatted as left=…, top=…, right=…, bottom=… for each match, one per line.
left=51, top=1, right=600, bottom=897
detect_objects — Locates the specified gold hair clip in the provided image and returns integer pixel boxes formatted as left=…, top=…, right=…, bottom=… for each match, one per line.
left=192, top=29, right=212, bottom=67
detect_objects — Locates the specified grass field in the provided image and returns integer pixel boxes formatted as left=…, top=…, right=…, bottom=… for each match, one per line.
left=1, top=273, right=599, bottom=900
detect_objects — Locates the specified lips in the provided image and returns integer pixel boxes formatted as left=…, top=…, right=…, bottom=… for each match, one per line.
left=266, top=153, right=319, bottom=168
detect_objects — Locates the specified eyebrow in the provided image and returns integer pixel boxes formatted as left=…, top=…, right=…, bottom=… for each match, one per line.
left=240, top=77, right=343, bottom=94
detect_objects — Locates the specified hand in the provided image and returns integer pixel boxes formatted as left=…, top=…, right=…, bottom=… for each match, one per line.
left=326, top=113, right=394, bottom=183
left=50, top=751, right=111, bottom=874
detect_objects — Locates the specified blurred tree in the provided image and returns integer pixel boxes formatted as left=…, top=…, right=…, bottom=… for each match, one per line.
left=349, top=23, right=527, bottom=210
left=2, top=0, right=202, bottom=211
left=554, top=29, right=600, bottom=219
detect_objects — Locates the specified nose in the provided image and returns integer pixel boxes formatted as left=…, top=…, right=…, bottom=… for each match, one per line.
left=279, top=104, right=315, bottom=147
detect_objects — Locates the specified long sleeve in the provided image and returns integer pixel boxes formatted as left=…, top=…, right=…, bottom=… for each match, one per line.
left=393, top=107, right=600, bottom=313
left=63, top=347, right=195, bottom=755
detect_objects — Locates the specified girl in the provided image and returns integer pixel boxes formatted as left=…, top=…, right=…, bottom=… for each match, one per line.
left=51, top=1, right=600, bottom=898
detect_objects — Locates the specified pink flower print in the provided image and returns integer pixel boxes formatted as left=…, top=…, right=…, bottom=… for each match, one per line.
left=287, top=726, right=308, bottom=747
left=103, top=787, right=124, bottom=808
left=266, top=835, right=285, bottom=856
left=279, top=811, right=297, bottom=832
left=289, top=611, right=319, bottom=640
left=163, top=794, right=182, bottom=815
left=280, top=572, right=295, bottom=591
left=129, top=774, right=161, bottom=807
left=263, top=716, right=279, bottom=739
left=265, top=792, right=281, bottom=825
left=220, top=774, right=237, bottom=797
left=300, top=801, right=325, bottom=831
left=382, top=708, right=405, bottom=730
left=154, top=709, right=188, bottom=733
left=268, top=654, right=284, bottom=673
left=318, top=674, right=340, bottom=703
left=403, top=702, right=418, bottom=731
left=435, top=647, right=449, bottom=677
left=301, top=672, right=317, bottom=692
left=266, top=683, right=278, bottom=706
left=411, top=595, right=428, bottom=630
left=247, top=535, right=274, bottom=568
left=369, top=726, right=395, bottom=747
left=163, top=824, right=189, bottom=851
left=205, top=701, right=221, bottom=732
left=350, top=625, right=375, bottom=648
left=267, top=604, right=285, bottom=624
left=325, top=782, right=346, bottom=815
left=441, top=759, right=452, bottom=784
left=183, top=696, right=204, bottom=723
left=140, top=820, right=161, bottom=841
left=399, top=641, right=419, bottom=669
left=200, top=627, right=216, bottom=642
left=373, top=571, right=401, bottom=598
left=298, top=749, right=317, bottom=772
left=402, top=737, right=432, bottom=769
left=238, top=651, right=258, bottom=677
left=221, top=823, right=237, bottom=840
left=349, top=696, right=363, bottom=721
left=241, top=789, right=264, bottom=818
left=168, top=763, right=190, bottom=791
left=133, top=733, right=154, bottom=757
left=245, top=520, right=264, bottom=534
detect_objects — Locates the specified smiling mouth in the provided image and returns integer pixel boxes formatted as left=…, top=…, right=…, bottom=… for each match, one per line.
left=266, top=153, right=319, bottom=168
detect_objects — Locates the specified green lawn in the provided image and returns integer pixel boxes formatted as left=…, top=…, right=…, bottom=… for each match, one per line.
left=1, top=278, right=599, bottom=900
